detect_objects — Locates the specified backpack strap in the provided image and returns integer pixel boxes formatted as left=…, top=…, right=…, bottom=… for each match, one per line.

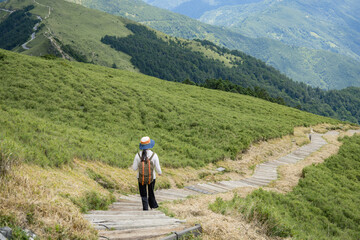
left=149, top=152, right=155, bottom=161
left=148, top=153, right=155, bottom=184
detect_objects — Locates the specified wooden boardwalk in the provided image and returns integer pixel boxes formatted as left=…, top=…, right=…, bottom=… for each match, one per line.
left=85, top=131, right=359, bottom=239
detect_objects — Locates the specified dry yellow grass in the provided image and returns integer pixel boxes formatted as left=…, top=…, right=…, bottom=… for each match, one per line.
left=0, top=167, right=97, bottom=239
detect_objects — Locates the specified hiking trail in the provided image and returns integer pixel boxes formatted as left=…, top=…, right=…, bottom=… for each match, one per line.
left=84, top=130, right=360, bottom=239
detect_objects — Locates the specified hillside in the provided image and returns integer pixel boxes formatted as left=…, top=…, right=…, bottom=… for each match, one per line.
left=0, top=49, right=337, bottom=168
left=100, top=25, right=360, bottom=124
left=1, top=0, right=360, bottom=124
left=199, top=0, right=360, bottom=63
left=0, top=0, right=135, bottom=71
left=0, top=48, right=350, bottom=239
left=72, top=0, right=360, bottom=90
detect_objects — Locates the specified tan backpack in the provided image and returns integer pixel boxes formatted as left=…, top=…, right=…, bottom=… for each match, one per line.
left=138, top=152, right=155, bottom=185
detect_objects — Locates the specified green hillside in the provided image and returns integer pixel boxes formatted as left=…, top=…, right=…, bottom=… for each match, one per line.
left=0, top=0, right=135, bottom=71
left=0, top=5, right=39, bottom=50
left=64, top=0, right=360, bottom=90
left=0, top=49, right=337, bottom=168
left=100, top=24, right=360, bottom=124
left=1, top=0, right=360, bottom=124
left=210, top=134, right=360, bottom=239
left=200, top=0, right=360, bottom=62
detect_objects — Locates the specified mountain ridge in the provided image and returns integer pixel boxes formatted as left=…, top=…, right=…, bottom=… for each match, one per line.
left=65, top=0, right=360, bottom=90
left=199, top=0, right=360, bottom=61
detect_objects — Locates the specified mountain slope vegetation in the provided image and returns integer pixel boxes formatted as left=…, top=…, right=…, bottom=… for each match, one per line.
left=72, top=0, right=360, bottom=90
left=0, top=49, right=338, bottom=169
left=100, top=24, right=360, bottom=124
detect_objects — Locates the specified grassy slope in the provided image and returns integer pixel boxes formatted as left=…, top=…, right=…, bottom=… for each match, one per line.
left=209, top=134, right=360, bottom=239
left=0, top=49, right=338, bottom=169
left=2, top=1, right=360, bottom=124
left=0, top=0, right=135, bottom=71
left=66, top=0, right=360, bottom=90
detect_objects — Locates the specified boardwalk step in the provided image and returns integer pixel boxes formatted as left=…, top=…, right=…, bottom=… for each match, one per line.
left=185, top=186, right=213, bottom=194
left=99, top=225, right=185, bottom=240
left=94, top=219, right=186, bottom=230
left=206, top=182, right=234, bottom=191
left=198, top=183, right=228, bottom=192
left=84, top=214, right=169, bottom=221
left=87, top=210, right=165, bottom=216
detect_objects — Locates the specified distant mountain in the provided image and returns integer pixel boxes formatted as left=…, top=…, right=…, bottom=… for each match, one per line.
left=145, top=0, right=360, bottom=63
left=65, top=0, right=360, bottom=90
left=143, top=0, right=261, bottom=18
left=199, top=0, right=360, bottom=62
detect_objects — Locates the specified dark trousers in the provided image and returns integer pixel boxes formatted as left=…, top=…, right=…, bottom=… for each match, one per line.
left=138, top=179, right=158, bottom=210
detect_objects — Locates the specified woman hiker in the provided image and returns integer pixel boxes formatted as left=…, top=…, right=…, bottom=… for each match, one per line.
left=132, top=136, right=162, bottom=210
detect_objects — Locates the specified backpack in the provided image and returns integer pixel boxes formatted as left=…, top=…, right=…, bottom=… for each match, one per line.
left=138, top=152, right=155, bottom=185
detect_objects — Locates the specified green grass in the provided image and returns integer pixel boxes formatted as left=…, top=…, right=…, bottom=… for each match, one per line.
left=0, top=49, right=338, bottom=168
left=0, top=214, right=32, bottom=239
left=64, top=191, right=116, bottom=213
left=209, top=134, right=360, bottom=239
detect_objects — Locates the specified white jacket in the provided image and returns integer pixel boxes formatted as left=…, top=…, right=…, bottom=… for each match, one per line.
left=132, top=150, right=162, bottom=179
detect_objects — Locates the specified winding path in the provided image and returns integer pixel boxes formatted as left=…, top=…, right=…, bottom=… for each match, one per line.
left=0, top=8, right=14, bottom=14
left=21, top=16, right=42, bottom=50
left=20, top=0, right=55, bottom=52
left=85, top=130, right=360, bottom=239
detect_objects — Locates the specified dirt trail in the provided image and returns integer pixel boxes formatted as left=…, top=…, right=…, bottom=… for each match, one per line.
left=16, top=0, right=51, bottom=50
left=19, top=0, right=71, bottom=59
left=21, top=16, right=42, bottom=50
left=0, top=8, right=14, bottom=13
left=85, top=129, right=360, bottom=239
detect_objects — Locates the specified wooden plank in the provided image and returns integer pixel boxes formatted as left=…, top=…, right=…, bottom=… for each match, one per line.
left=198, top=183, right=227, bottom=193
left=185, top=186, right=212, bottom=194
left=84, top=214, right=169, bottom=221
left=98, top=224, right=185, bottom=240
left=93, top=219, right=186, bottom=230
left=191, top=184, right=219, bottom=194
left=206, top=182, right=233, bottom=191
